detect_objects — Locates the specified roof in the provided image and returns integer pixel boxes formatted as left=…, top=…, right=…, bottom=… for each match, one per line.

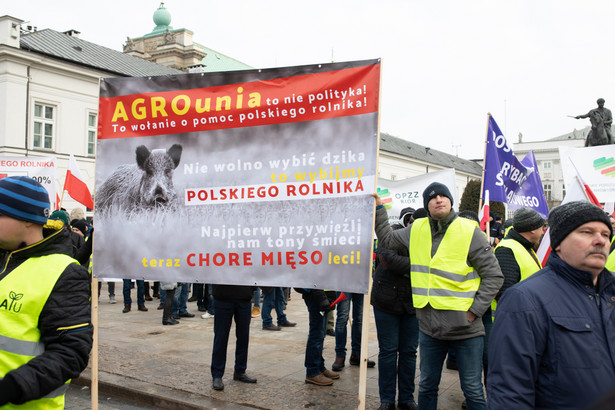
left=547, top=126, right=590, bottom=141
left=196, top=43, right=253, bottom=72
left=20, top=29, right=183, bottom=77
left=379, top=132, right=483, bottom=176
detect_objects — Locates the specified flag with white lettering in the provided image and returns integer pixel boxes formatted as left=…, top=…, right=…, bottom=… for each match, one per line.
left=482, top=115, right=533, bottom=203
left=507, top=151, right=549, bottom=218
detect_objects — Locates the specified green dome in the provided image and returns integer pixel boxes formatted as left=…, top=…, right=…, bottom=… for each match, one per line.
left=153, top=2, right=172, bottom=29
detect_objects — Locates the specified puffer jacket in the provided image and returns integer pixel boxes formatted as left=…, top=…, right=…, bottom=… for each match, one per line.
left=487, top=253, right=615, bottom=409
left=374, top=206, right=503, bottom=340
left=371, top=246, right=414, bottom=315
left=0, top=221, right=93, bottom=406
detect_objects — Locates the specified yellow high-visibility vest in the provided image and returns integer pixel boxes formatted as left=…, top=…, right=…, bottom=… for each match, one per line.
left=0, top=253, right=78, bottom=409
left=409, top=217, right=481, bottom=310
left=491, top=238, right=542, bottom=313
left=606, top=238, right=615, bottom=271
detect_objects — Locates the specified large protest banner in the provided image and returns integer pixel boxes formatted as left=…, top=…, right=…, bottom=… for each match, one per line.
left=560, top=144, right=615, bottom=203
left=0, top=156, right=56, bottom=207
left=94, top=59, right=380, bottom=293
left=377, top=169, right=457, bottom=224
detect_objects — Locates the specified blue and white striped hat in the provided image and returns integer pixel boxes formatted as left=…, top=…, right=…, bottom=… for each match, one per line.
left=0, top=176, right=50, bottom=225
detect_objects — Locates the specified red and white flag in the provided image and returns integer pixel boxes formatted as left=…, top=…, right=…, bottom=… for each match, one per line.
left=63, top=154, right=94, bottom=209
left=479, top=190, right=490, bottom=231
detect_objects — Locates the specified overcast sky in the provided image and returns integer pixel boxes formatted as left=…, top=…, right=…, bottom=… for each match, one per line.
left=4, top=0, right=613, bottom=159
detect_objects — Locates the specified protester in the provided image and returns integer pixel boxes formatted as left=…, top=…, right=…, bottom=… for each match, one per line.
left=488, top=201, right=615, bottom=409
left=332, top=291, right=375, bottom=370
left=160, top=281, right=179, bottom=325
left=0, top=176, right=93, bottom=408
left=372, top=223, right=418, bottom=410
left=211, top=284, right=257, bottom=391
left=372, top=182, right=503, bottom=410
left=261, top=286, right=296, bottom=330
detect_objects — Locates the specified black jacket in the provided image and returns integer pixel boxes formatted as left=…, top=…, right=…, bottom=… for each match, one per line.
left=371, top=245, right=415, bottom=315
left=212, top=284, right=254, bottom=302
left=0, top=221, right=93, bottom=406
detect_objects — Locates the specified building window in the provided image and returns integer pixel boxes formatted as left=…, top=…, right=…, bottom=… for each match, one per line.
left=543, top=161, right=552, bottom=169
left=33, top=103, right=54, bottom=149
left=87, top=112, right=97, bottom=155
left=544, top=184, right=552, bottom=200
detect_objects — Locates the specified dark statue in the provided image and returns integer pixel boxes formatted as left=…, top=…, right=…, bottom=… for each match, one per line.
left=576, top=98, right=613, bottom=146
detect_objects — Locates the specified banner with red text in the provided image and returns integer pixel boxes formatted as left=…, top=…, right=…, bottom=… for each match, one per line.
left=0, top=156, right=57, bottom=208
left=94, top=59, right=380, bottom=293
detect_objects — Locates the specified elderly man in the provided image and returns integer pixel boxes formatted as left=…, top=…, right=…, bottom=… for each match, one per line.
left=0, top=176, right=93, bottom=408
left=373, top=182, right=503, bottom=410
left=488, top=201, right=615, bottom=409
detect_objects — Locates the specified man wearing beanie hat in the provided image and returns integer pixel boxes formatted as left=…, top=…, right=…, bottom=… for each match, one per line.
left=488, top=201, right=615, bottom=409
left=0, top=176, right=93, bottom=408
left=372, top=183, right=503, bottom=409
left=493, top=207, right=544, bottom=305
left=399, top=207, right=415, bottom=227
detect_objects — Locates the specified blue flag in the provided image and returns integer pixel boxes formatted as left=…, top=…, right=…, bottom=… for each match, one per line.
left=483, top=115, right=533, bottom=202
left=507, top=151, right=549, bottom=218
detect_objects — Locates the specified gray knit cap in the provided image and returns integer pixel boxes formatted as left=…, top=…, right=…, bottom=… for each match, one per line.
left=513, top=207, right=544, bottom=233
left=548, top=201, right=613, bottom=250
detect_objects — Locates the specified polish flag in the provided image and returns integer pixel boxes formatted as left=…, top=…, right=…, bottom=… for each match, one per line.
left=63, top=154, right=94, bottom=209
left=479, top=190, right=490, bottom=232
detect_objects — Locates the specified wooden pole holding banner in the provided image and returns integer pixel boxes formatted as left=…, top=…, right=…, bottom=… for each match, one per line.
left=478, top=113, right=491, bottom=214
left=91, top=275, right=99, bottom=409
left=358, top=57, right=383, bottom=410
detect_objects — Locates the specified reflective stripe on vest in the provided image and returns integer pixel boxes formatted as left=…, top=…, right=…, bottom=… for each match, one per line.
left=0, top=253, right=77, bottom=409
left=491, top=238, right=542, bottom=313
left=409, top=217, right=480, bottom=310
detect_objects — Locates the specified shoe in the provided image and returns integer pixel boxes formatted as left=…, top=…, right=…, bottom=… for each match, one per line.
left=152, top=292, right=160, bottom=298
left=332, top=356, right=345, bottom=371
left=187, top=295, right=197, bottom=302
left=172, top=314, right=181, bottom=320
left=461, top=399, right=467, bottom=409
left=279, top=321, right=296, bottom=327
left=398, top=402, right=418, bottom=410
left=305, top=373, right=333, bottom=386
left=212, top=377, right=224, bottom=391
left=446, top=360, right=459, bottom=371
left=144, top=295, right=153, bottom=301
left=157, top=303, right=164, bottom=310
left=349, top=354, right=375, bottom=368
left=179, top=312, right=195, bottom=318
left=162, top=317, right=179, bottom=325
left=326, top=329, right=335, bottom=337
left=201, top=312, right=214, bottom=319
left=251, top=306, right=260, bottom=318
left=377, top=404, right=396, bottom=410
left=322, top=369, right=340, bottom=380
left=263, top=325, right=281, bottom=331
left=198, top=306, right=207, bottom=312
left=233, top=372, right=257, bottom=383
left=122, top=304, right=131, bottom=313
left=109, top=295, right=116, bottom=304
left=138, top=305, right=148, bottom=312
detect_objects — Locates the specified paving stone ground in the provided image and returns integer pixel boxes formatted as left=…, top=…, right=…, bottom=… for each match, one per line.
left=78, top=284, right=466, bottom=409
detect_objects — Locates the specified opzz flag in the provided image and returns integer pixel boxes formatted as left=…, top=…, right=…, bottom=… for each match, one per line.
left=483, top=115, right=533, bottom=202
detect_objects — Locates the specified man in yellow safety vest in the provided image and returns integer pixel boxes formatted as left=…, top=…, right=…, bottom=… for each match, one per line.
left=0, top=176, right=93, bottom=408
left=373, top=182, right=503, bottom=410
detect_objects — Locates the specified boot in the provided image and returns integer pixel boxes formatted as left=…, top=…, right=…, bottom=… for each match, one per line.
left=162, top=289, right=178, bottom=325
left=144, top=282, right=153, bottom=301
left=122, top=304, right=131, bottom=313
left=138, top=304, right=148, bottom=312
left=332, top=356, right=345, bottom=371
left=152, top=281, right=160, bottom=298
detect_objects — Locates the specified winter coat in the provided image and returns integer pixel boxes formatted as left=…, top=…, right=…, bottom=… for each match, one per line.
left=487, top=253, right=615, bottom=409
left=0, top=221, right=93, bottom=406
left=211, top=284, right=254, bottom=302
left=371, top=246, right=414, bottom=315
left=374, top=206, right=503, bottom=340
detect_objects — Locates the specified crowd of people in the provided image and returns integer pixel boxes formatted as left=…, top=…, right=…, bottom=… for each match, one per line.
left=1, top=175, right=614, bottom=409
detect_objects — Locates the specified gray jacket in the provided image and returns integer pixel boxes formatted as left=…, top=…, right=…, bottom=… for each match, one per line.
left=374, top=206, right=503, bottom=340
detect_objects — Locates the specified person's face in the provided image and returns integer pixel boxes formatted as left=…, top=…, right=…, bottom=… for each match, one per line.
left=526, top=225, right=545, bottom=247
left=609, top=215, right=615, bottom=231
left=72, top=227, right=84, bottom=237
left=427, top=195, right=452, bottom=220
left=0, top=214, right=29, bottom=250
left=556, top=221, right=611, bottom=277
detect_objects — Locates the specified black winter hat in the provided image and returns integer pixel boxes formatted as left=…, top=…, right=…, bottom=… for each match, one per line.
left=548, top=201, right=613, bottom=250
left=412, top=208, right=428, bottom=220
left=399, top=207, right=415, bottom=225
left=513, top=207, right=544, bottom=233
left=422, top=182, right=454, bottom=210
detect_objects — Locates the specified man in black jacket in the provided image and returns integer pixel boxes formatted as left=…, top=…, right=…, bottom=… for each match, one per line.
left=0, top=176, right=93, bottom=408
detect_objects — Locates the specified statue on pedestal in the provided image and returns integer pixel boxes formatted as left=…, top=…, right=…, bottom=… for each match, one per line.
left=575, top=98, right=613, bottom=146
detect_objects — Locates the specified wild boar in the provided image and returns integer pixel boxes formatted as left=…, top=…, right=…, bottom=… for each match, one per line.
left=96, top=144, right=182, bottom=214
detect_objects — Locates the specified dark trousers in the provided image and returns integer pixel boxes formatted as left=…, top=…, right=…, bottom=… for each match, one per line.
left=122, top=279, right=144, bottom=306
left=303, top=296, right=328, bottom=377
left=210, top=299, right=251, bottom=378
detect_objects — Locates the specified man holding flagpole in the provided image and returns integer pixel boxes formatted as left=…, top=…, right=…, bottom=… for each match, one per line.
left=372, top=182, right=503, bottom=410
